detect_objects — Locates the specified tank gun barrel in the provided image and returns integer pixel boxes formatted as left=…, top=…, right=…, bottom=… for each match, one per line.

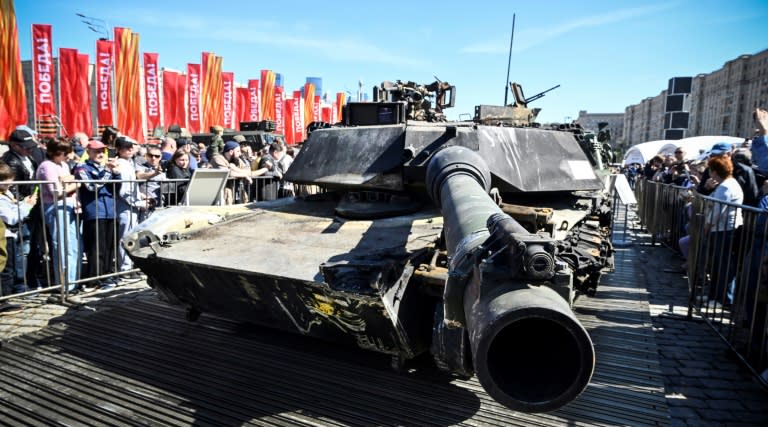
left=425, top=146, right=595, bottom=412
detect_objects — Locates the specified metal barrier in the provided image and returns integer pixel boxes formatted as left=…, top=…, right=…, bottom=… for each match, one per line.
left=0, top=173, right=298, bottom=304
left=636, top=178, right=768, bottom=384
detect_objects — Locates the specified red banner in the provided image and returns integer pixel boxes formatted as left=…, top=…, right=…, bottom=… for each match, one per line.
left=143, top=52, right=160, bottom=135
left=331, top=102, right=338, bottom=123
left=187, top=63, right=201, bottom=133
left=283, top=99, right=294, bottom=145
left=222, top=71, right=234, bottom=129
left=248, top=79, right=260, bottom=121
left=59, top=48, right=92, bottom=136
left=0, top=1, right=27, bottom=140
left=95, top=39, right=114, bottom=130
left=274, top=86, right=283, bottom=135
left=114, top=27, right=144, bottom=142
left=162, top=70, right=185, bottom=129
left=321, top=105, right=332, bottom=123
left=313, top=95, right=321, bottom=123
left=261, top=70, right=275, bottom=120
left=31, top=24, right=55, bottom=136
left=236, top=87, right=249, bottom=128
left=201, top=52, right=223, bottom=129
left=293, top=90, right=303, bottom=142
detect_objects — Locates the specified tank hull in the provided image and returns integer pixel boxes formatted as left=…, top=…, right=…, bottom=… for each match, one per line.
left=126, top=200, right=441, bottom=357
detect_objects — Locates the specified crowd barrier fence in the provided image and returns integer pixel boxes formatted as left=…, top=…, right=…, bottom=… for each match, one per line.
left=0, top=174, right=311, bottom=303
left=636, top=178, right=768, bottom=384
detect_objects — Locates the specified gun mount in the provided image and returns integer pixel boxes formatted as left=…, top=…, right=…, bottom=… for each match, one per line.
left=125, top=79, right=613, bottom=413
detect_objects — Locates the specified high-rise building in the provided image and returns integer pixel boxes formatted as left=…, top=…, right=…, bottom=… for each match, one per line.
left=624, top=48, right=768, bottom=146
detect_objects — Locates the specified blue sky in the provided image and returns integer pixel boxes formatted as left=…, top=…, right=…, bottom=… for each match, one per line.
left=13, top=0, right=768, bottom=123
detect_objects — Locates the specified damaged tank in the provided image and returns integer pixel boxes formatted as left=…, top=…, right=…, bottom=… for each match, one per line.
left=124, top=79, right=614, bottom=413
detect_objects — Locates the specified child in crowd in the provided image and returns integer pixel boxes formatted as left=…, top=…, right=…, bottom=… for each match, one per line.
left=0, top=161, right=37, bottom=295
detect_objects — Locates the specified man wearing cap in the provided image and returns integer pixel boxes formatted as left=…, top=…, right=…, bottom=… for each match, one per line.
left=2, top=128, right=46, bottom=289
left=697, top=141, right=759, bottom=207
left=75, top=140, right=122, bottom=290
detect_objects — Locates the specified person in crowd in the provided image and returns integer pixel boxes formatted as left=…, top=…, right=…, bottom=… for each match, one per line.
left=35, top=138, right=80, bottom=292
left=0, top=221, right=17, bottom=315
left=703, top=155, right=743, bottom=306
left=160, top=137, right=177, bottom=164
left=750, top=108, right=768, bottom=176
left=0, top=161, right=37, bottom=296
left=652, top=154, right=676, bottom=183
left=101, top=126, right=120, bottom=151
left=697, top=142, right=759, bottom=207
left=115, top=138, right=148, bottom=282
left=673, top=147, right=686, bottom=164
left=75, top=140, right=121, bottom=291
left=207, top=125, right=224, bottom=159
left=210, top=141, right=268, bottom=204
left=177, top=139, right=198, bottom=172
left=136, top=144, right=165, bottom=216
left=69, top=132, right=89, bottom=171
left=191, top=147, right=205, bottom=169
left=197, top=142, right=208, bottom=164
left=165, top=149, right=192, bottom=205
left=259, top=143, right=294, bottom=198
left=2, top=128, right=45, bottom=290
left=644, top=155, right=663, bottom=180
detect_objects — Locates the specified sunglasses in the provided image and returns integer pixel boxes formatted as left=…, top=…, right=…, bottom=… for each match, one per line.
left=147, top=153, right=162, bottom=158
left=674, top=151, right=683, bottom=154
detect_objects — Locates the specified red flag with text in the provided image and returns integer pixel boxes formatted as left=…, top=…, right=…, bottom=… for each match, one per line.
left=187, top=63, right=201, bottom=133
left=274, top=86, right=284, bottom=134
left=248, top=79, right=260, bottom=122
left=59, top=48, right=92, bottom=136
left=95, top=39, right=114, bottom=131
left=163, top=70, right=185, bottom=129
left=143, top=53, right=160, bottom=135
left=313, top=95, right=321, bottom=122
left=222, top=72, right=235, bottom=129
left=236, top=87, right=249, bottom=128
left=0, top=0, right=28, bottom=139
left=31, top=24, right=56, bottom=136
left=283, top=99, right=294, bottom=145
left=292, top=90, right=303, bottom=142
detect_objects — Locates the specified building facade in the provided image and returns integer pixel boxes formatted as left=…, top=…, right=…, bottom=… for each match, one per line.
left=624, top=48, right=768, bottom=147
left=574, top=110, right=625, bottom=144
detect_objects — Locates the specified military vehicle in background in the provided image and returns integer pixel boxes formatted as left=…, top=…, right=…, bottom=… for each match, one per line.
left=124, top=79, right=614, bottom=413
left=189, top=121, right=286, bottom=152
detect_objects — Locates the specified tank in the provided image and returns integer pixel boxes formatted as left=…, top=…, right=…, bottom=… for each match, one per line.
left=124, top=80, right=614, bottom=413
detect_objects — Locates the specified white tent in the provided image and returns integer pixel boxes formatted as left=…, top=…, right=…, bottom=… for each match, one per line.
left=622, top=140, right=669, bottom=165
left=657, top=136, right=745, bottom=161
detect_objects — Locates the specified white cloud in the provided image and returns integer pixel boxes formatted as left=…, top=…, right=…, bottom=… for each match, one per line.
left=113, top=10, right=426, bottom=67
left=460, top=3, right=678, bottom=54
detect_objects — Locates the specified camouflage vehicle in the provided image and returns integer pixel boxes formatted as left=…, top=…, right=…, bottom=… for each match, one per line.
left=124, top=80, right=613, bottom=413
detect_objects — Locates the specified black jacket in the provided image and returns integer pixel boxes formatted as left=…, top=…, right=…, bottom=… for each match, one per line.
left=1, top=149, right=38, bottom=198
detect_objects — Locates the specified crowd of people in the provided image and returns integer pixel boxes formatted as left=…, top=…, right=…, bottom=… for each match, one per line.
left=0, top=124, right=294, bottom=314
left=630, top=108, right=768, bottom=377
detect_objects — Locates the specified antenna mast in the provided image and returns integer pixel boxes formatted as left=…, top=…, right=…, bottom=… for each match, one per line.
left=503, top=14, right=516, bottom=106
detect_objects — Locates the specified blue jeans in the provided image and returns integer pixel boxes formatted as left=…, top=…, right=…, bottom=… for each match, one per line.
left=44, top=203, right=80, bottom=290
